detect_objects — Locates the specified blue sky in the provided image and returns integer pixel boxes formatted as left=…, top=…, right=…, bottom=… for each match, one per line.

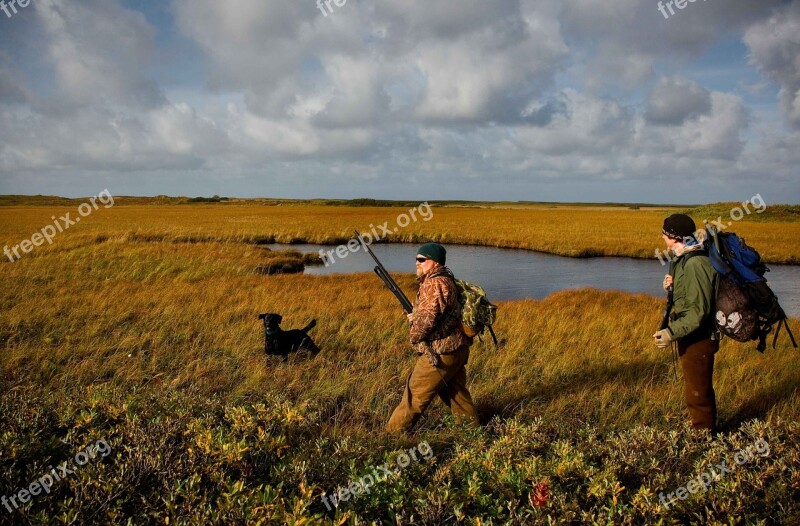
left=0, top=0, right=798, bottom=204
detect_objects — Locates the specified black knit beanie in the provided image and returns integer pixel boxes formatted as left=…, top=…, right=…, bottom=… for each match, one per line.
left=417, top=242, right=446, bottom=265
left=662, top=214, right=697, bottom=241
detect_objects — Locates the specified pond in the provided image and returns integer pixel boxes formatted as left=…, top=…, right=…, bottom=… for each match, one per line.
left=269, top=243, right=800, bottom=318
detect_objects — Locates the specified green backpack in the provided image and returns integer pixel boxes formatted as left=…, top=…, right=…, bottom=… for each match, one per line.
left=455, top=278, right=499, bottom=346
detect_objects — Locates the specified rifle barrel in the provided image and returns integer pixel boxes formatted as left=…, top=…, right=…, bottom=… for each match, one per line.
left=355, top=231, right=414, bottom=313
left=355, top=230, right=444, bottom=374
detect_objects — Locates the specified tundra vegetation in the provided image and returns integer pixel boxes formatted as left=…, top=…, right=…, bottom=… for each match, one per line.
left=1, top=198, right=798, bottom=524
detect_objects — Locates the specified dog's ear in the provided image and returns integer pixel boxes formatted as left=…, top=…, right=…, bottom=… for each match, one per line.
left=275, top=314, right=283, bottom=324
left=258, top=313, right=267, bottom=320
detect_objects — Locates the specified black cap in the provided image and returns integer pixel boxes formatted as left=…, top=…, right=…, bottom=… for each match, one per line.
left=417, top=242, right=446, bottom=265
left=662, top=214, right=697, bottom=241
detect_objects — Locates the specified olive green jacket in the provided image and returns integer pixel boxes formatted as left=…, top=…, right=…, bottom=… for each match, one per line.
left=668, top=247, right=718, bottom=341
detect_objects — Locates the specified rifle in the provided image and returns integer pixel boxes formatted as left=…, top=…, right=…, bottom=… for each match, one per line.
left=354, top=231, right=443, bottom=371
left=659, top=285, right=674, bottom=332
left=660, top=279, right=678, bottom=379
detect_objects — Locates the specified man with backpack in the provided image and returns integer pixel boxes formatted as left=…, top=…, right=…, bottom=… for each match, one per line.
left=654, top=214, right=720, bottom=433
left=385, top=242, right=480, bottom=433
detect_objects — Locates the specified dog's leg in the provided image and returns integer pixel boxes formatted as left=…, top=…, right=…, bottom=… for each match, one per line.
left=299, top=336, right=320, bottom=355
left=262, top=319, right=269, bottom=356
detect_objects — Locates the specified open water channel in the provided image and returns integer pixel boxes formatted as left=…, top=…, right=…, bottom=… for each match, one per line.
left=269, top=243, right=800, bottom=318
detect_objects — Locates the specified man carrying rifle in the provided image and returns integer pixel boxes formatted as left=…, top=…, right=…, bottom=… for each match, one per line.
left=653, top=214, right=719, bottom=433
left=386, top=243, right=479, bottom=433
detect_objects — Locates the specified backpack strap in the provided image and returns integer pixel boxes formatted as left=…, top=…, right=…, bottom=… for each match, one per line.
left=758, top=331, right=767, bottom=353
left=706, top=228, right=743, bottom=282
left=487, top=325, right=499, bottom=347
left=680, top=249, right=721, bottom=340
left=774, top=318, right=798, bottom=350
left=786, top=319, right=798, bottom=348
left=681, top=249, right=707, bottom=264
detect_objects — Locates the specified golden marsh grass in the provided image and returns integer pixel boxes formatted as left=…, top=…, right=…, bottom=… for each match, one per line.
left=1, top=200, right=799, bottom=523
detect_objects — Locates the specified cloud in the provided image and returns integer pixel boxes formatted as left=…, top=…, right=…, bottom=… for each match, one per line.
left=0, top=64, right=29, bottom=104
left=0, top=104, right=230, bottom=173
left=514, top=89, right=634, bottom=158
left=173, top=0, right=568, bottom=125
left=564, top=0, right=786, bottom=91
left=35, top=0, right=165, bottom=109
left=585, top=48, right=654, bottom=92
left=744, top=2, right=800, bottom=128
left=646, top=77, right=712, bottom=125
left=0, top=0, right=796, bottom=202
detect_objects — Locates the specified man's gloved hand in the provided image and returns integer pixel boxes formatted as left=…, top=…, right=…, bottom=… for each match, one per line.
left=653, top=329, right=673, bottom=348
left=426, top=351, right=440, bottom=367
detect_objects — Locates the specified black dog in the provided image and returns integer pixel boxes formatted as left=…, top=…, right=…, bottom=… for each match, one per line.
left=258, top=313, right=320, bottom=359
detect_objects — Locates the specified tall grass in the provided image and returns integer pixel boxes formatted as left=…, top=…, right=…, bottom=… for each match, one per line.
left=2, top=201, right=799, bottom=264
left=1, top=203, right=799, bottom=523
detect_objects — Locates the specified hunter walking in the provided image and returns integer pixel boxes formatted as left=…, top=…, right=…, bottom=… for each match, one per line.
left=386, top=243, right=479, bottom=433
left=654, top=214, right=719, bottom=433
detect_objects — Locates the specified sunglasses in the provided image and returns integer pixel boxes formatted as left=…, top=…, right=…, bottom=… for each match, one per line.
left=415, top=257, right=429, bottom=263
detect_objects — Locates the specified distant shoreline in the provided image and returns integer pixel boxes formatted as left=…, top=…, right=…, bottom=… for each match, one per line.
left=1, top=200, right=798, bottom=264
left=0, top=194, right=706, bottom=209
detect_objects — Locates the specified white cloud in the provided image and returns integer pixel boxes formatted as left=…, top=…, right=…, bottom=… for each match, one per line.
left=745, top=2, right=800, bottom=128
left=35, top=0, right=164, bottom=109
left=646, top=77, right=712, bottom=125
left=0, top=0, right=797, bottom=202
left=0, top=104, right=230, bottom=173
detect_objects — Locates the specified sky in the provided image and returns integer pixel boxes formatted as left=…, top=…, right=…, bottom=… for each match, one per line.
left=0, top=0, right=798, bottom=204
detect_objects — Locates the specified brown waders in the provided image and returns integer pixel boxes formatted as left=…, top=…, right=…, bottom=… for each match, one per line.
left=386, top=344, right=479, bottom=433
left=678, top=337, right=718, bottom=432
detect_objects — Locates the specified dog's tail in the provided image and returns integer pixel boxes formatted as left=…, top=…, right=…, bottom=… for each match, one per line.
left=302, top=319, right=317, bottom=332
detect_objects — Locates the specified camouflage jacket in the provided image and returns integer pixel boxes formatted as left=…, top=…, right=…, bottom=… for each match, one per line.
left=409, top=266, right=471, bottom=354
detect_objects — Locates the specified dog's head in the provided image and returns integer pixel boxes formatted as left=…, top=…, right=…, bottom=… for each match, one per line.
left=258, top=313, right=283, bottom=331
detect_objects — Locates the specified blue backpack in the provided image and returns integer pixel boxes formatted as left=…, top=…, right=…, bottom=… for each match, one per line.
left=702, top=223, right=796, bottom=352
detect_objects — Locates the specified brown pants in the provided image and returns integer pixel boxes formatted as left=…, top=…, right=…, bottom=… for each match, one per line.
left=386, top=345, right=479, bottom=433
left=678, top=337, right=718, bottom=432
